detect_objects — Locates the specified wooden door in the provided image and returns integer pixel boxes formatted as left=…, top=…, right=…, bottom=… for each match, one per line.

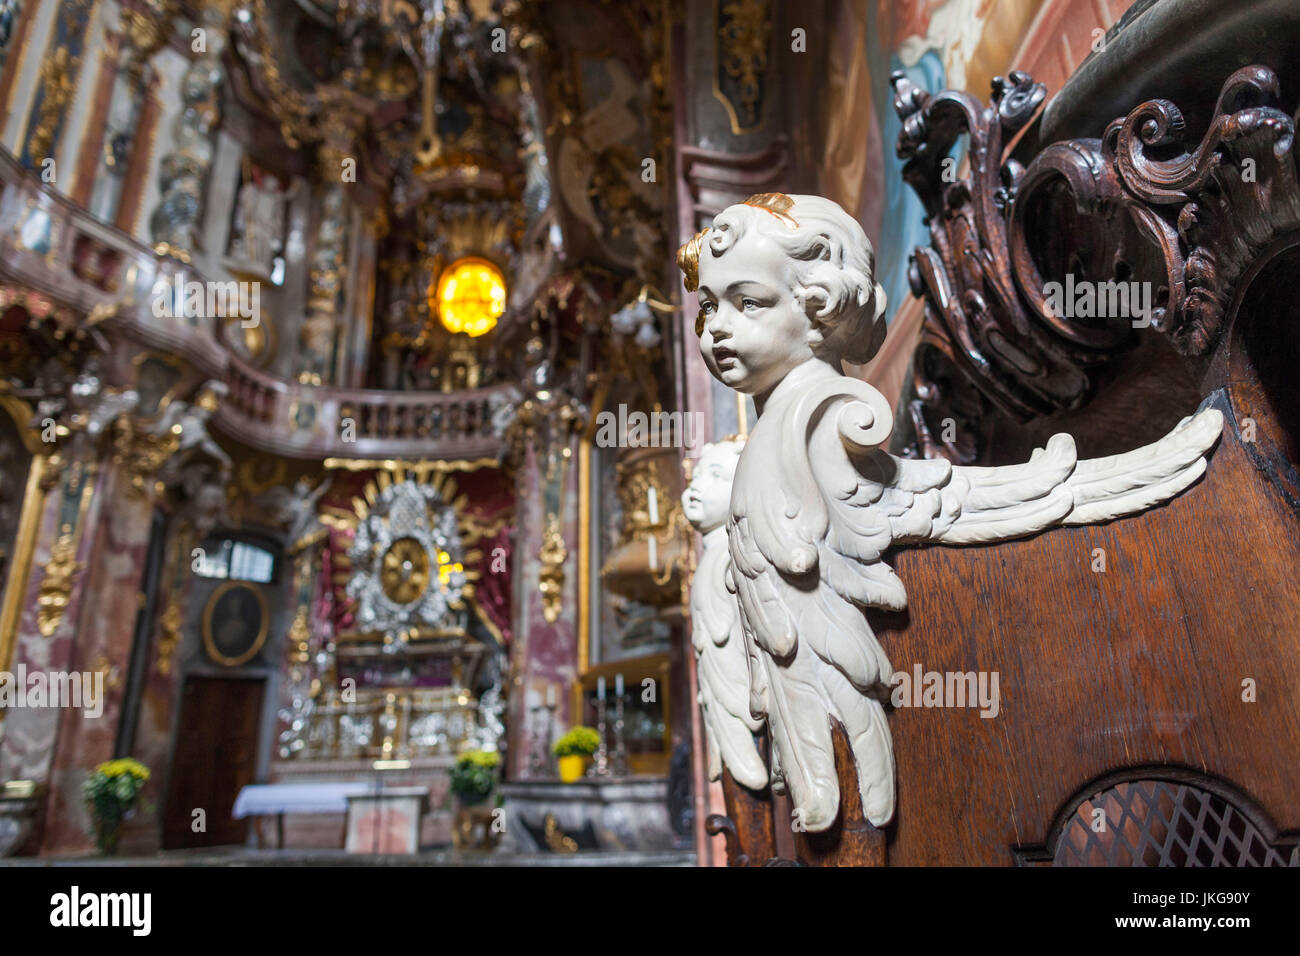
left=163, top=677, right=264, bottom=849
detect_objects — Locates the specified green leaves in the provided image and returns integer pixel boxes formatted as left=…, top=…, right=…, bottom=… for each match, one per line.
left=82, top=759, right=151, bottom=852
left=449, top=750, right=500, bottom=804
left=552, top=726, right=600, bottom=758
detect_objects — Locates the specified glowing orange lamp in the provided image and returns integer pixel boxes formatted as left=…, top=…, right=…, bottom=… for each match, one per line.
left=433, top=257, right=506, bottom=337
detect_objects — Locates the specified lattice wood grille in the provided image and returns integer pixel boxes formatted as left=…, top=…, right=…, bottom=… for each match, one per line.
left=1053, top=779, right=1295, bottom=867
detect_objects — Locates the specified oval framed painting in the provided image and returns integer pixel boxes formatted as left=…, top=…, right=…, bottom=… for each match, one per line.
left=202, top=581, right=269, bottom=667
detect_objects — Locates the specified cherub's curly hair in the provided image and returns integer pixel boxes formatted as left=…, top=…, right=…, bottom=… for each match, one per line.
left=677, top=193, right=888, bottom=365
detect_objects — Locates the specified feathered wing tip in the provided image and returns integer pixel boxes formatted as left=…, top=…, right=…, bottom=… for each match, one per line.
left=756, top=638, right=896, bottom=830
left=1063, top=407, right=1224, bottom=525
left=700, top=703, right=768, bottom=790
left=696, top=617, right=768, bottom=790
left=691, top=538, right=767, bottom=789
left=937, top=434, right=1078, bottom=545
left=929, top=406, right=1223, bottom=547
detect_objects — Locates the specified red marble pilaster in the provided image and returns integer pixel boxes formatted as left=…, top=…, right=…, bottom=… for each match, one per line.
left=41, top=463, right=153, bottom=855
left=505, top=438, right=580, bottom=781
left=0, top=459, right=111, bottom=853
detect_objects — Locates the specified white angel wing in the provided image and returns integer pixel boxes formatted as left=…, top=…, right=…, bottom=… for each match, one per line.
left=727, top=377, right=902, bottom=829
left=692, top=541, right=767, bottom=790
left=727, top=371, right=1222, bottom=833
left=1061, top=408, right=1222, bottom=525
left=930, top=405, right=1223, bottom=545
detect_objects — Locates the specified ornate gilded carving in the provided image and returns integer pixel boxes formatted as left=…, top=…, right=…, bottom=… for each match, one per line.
left=90, top=654, right=123, bottom=693
left=715, top=0, right=771, bottom=135
left=453, top=804, right=502, bottom=851
left=27, top=47, right=77, bottom=163
left=118, top=0, right=178, bottom=80
left=599, top=449, right=685, bottom=605
left=154, top=597, right=181, bottom=676
left=537, top=514, right=566, bottom=626
left=344, top=468, right=480, bottom=640
left=236, top=0, right=314, bottom=148
left=542, top=812, right=578, bottom=853
left=154, top=520, right=191, bottom=677
left=113, top=414, right=180, bottom=498
left=36, top=529, right=78, bottom=638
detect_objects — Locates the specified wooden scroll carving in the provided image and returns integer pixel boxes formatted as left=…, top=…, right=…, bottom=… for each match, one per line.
left=892, top=65, right=1298, bottom=462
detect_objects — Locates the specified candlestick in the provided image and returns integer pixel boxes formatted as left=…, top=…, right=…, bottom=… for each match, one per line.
left=647, top=533, right=657, bottom=570
left=648, top=485, right=659, bottom=525
left=527, top=705, right=546, bottom=777
left=546, top=683, right=556, bottom=708
left=612, top=689, right=628, bottom=777
left=597, top=676, right=606, bottom=700
left=590, top=696, right=611, bottom=778
left=615, top=673, right=624, bottom=697
left=542, top=698, right=557, bottom=777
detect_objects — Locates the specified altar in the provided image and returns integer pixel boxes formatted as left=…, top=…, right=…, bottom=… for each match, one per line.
left=233, top=782, right=373, bottom=848
left=499, top=778, right=680, bottom=853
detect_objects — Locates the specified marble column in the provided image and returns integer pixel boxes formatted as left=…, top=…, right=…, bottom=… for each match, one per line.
left=0, top=456, right=109, bottom=849
left=506, top=438, right=581, bottom=781
left=38, top=462, right=154, bottom=855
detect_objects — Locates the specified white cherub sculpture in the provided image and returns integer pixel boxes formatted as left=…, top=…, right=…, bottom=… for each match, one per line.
left=152, top=380, right=233, bottom=480
left=678, top=192, right=1223, bottom=831
left=681, top=437, right=767, bottom=792
left=231, top=172, right=289, bottom=279
left=252, top=474, right=334, bottom=552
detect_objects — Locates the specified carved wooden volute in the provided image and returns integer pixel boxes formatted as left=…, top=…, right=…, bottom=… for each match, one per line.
left=895, top=64, right=1299, bottom=465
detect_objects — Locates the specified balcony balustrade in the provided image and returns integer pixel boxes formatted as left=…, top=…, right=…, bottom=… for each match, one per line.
left=0, top=149, right=516, bottom=461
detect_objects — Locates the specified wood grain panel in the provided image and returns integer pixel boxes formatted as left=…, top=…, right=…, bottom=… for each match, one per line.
left=874, top=394, right=1300, bottom=865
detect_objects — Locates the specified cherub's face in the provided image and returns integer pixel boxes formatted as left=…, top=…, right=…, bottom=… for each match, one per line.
left=681, top=446, right=739, bottom=534
left=696, top=232, right=816, bottom=396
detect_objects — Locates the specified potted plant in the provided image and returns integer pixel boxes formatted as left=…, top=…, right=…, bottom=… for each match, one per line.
left=552, top=726, right=600, bottom=782
left=82, top=758, right=149, bottom=856
left=449, top=749, right=500, bottom=807
left=449, top=750, right=501, bottom=851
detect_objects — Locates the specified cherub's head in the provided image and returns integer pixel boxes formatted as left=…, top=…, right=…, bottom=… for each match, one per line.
left=681, top=438, right=744, bottom=535
left=677, top=194, right=887, bottom=397
left=194, top=380, right=228, bottom=414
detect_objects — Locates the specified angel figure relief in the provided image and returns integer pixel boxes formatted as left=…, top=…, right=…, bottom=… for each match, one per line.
left=680, top=437, right=767, bottom=791
left=677, top=193, right=1224, bottom=832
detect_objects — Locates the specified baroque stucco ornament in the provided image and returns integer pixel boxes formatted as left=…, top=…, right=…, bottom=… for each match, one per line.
left=679, top=193, right=1224, bottom=831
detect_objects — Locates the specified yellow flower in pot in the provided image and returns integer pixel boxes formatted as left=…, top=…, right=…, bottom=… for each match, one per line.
left=82, top=758, right=151, bottom=855
left=553, top=726, right=600, bottom=782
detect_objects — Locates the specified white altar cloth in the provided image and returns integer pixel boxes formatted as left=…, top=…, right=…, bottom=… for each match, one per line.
left=233, top=782, right=376, bottom=818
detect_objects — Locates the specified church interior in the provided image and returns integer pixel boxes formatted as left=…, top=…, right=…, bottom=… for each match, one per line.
left=0, top=0, right=1297, bottom=869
